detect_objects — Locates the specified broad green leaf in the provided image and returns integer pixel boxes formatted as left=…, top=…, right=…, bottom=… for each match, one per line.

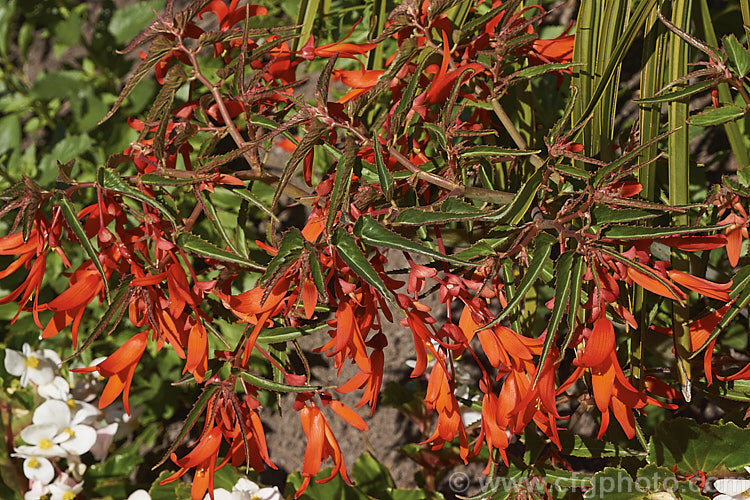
left=688, top=105, right=745, bottom=126
left=738, top=167, right=750, bottom=187
left=558, top=431, right=646, bottom=458
left=352, top=453, right=395, bottom=498
left=237, top=370, right=323, bottom=392
left=332, top=228, right=391, bottom=302
left=648, top=419, right=750, bottom=475
left=354, top=216, right=476, bottom=266
left=97, top=168, right=177, bottom=226
left=285, top=468, right=370, bottom=500
left=0, top=115, right=21, bottom=155
left=153, top=384, right=221, bottom=469
left=54, top=193, right=110, bottom=301
left=723, top=34, right=750, bottom=77
left=177, top=233, right=264, bottom=271
left=541, top=469, right=592, bottom=489
left=583, top=468, right=642, bottom=499
left=481, top=232, right=555, bottom=329
left=149, top=470, right=192, bottom=500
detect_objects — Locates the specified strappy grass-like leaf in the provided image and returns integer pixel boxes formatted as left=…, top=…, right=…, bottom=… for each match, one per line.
left=55, top=193, right=110, bottom=302
left=562, top=256, right=585, bottom=352
left=354, top=215, right=476, bottom=266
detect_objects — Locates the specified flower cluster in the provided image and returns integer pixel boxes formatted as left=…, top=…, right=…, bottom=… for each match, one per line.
left=4, top=343, right=140, bottom=499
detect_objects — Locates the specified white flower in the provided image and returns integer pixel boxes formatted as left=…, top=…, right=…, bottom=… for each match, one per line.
left=31, top=400, right=97, bottom=457
left=127, top=489, right=152, bottom=500
left=90, top=422, right=119, bottom=460
left=714, top=467, right=750, bottom=500
left=37, top=376, right=71, bottom=400
left=205, top=478, right=283, bottom=500
left=10, top=452, right=54, bottom=484
left=16, top=424, right=66, bottom=458
left=4, top=344, right=59, bottom=387
left=23, top=479, right=51, bottom=500
left=47, top=473, right=83, bottom=500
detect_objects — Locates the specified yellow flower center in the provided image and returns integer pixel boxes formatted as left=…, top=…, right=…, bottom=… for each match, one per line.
left=742, top=489, right=750, bottom=499
left=66, top=399, right=76, bottom=410
left=63, top=492, right=76, bottom=500
left=39, top=438, right=53, bottom=449
left=25, top=356, right=39, bottom=369
left=28, top=458, right=40, bottom=469
left=64, top=428, right=75, bottom=438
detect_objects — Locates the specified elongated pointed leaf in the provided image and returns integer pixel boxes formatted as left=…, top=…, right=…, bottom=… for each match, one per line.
left=332, top=228, right=391, bottom=301
left=153, top=384, right=221, bottom=469
left=459, top=146, right=540, bottom=158
left=373, top=135, right=393, bottom=201
left=55, top=193, right=110, bottom=301
left=260, top=229, right=304, bottom=284
left=480, top=232, right=555, bottom=329
left=688, top=105, right=746, bottom=126
left=495, top=166, right=545, bottom=224
left=327, top=135, right=356, bottom=232
left=200, top=191, right=240, bottom=255
left=177, top=232, right=264, bottom=271
left=354, top=215, right=476, bottom=266
left=231, top=187, right=278, bottom=221
left=533, top=251, right=575, bottom=387
left=256, top=322, right=329, bottom=343
left=603, top=224, right=723, bottom=239
left=238, top=370, right=323, bottom=392
left=563, top=256, right=586, bottom=351
left=635, top=79, right=714, bottom=104
left=97, top=168, right=177, bottom=227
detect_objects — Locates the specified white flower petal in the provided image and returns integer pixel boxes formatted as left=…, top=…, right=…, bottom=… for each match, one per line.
left=205, top=489, right=233, bottom=500
left=4, top=348, right=26, bottom=377
left=714, top=478, right=750, bottom=496
left=37, top=377, right=71, bottom=400
left=15, top=442, right=67, bottom=458
left=90, top=422, right=118, bottom=461
left=27, top=363, right=56, bottom=387
left=23, top=456, right=54, bottom=484
left=255, top=487, right=283, bottom=500
left=33, top=400, right=71, bottom=429
left=232, top=478, right=260, bottom=494
left=59, top=424, right=97, bottom=456
left=20, top=424, right=58, bottom=445
left=127, top=489, right=152, bottom=500
left=71, top=401, right=99, bottom=425
left=40, top=349, right=61, bottom=366
left=23, top=480, right=50, bottom=500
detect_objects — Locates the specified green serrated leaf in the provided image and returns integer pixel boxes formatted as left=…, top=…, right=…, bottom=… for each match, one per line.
left=237, top=370, right=322, bottom=392
left=688, top=105, right=746, bottom=126
left=354, top=216, right=476, bottom=266
left=481, top=232, right=555, bottom=329
left=634, top=79, right=715, bottom=104
left=373, top=135, right=393, bottom=201
left=460, top=146, right=540, bottom=158
left=723, top=34, right=750, bottom=77
left=54, top=193, right=110, bottom=302
left=177, top=232, right=264, bottom=271
left=494, top=166, right=545, bottom=225
left=649, top=419, right=750, bottom=476
left=97, top=168, right=177, bottom=227
left=332, top=228, right=391, bottom=302
left=153, top=384, right=221, bottom=469
left=513, top=62, right=581, bottom=80
left=603, top=224, right=722, bottom=239
left=591, top=206, right=660, bottom=225
left=260, top=229, right=304, bottom=284
left=256, top=322, right=328, bottom=343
